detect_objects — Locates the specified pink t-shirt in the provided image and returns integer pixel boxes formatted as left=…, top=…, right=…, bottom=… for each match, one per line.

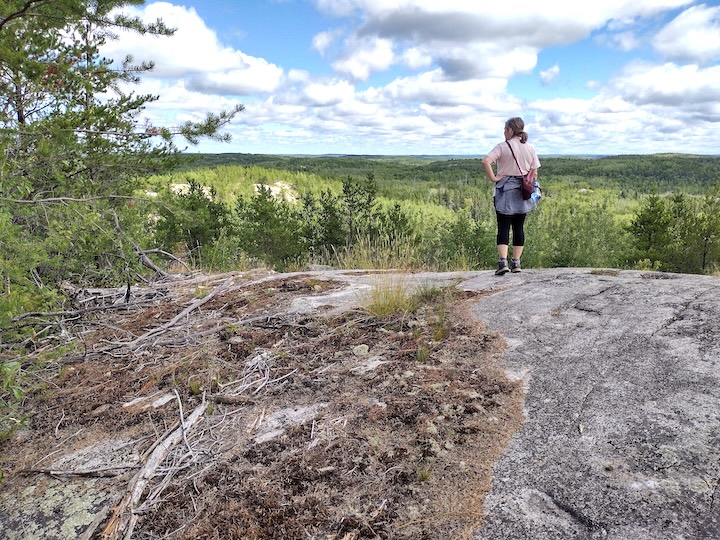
left=486, top=137, right=541, bottom=177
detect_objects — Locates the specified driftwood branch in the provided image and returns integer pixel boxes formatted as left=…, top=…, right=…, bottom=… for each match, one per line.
left=101, top=398, right=208, bottom=540
left=112, top=278, right=231, bottom=351
left=19, top=465, right=138, bottom=478
left=11, top=300, right=154, bottom=322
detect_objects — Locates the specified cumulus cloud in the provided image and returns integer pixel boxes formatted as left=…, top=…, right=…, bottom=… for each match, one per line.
left=378, top=69, right=518, bottom=110
left=434, top=44, right=537, bottom=80
left=186, top=58, right=283, bottom=95
left=609, top=62, right=720, bottom=108
left=652, top=4, right=720, bottom=65
left=315, top=0, right=694, bottom=83
left=312, top=29, right=339, bottom=55
left=593, top=96, right=636, bottom=114
left=400, top=47, right=432, bottom=70
left=274, top=129, right=315, bottom=138
left=305, top=0, right=717, bottom=154
left=540, top=64, right=560, bottom=85
left=530, top=97, right=595, bottom=118
left=526, top=60, right=720, bottom=153
left=595, top=30, right=640, bottom=51
left=103, top=2, right=283, bottom=94
left=103, top=0, right=720, bottom=155
left=331, top=36, right=395, bottom=81
left=128, top=79, right=238, bottom=113
left=302, top=79, right=356, bottom=106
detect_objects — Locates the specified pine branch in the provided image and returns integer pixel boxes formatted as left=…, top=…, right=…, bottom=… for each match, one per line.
left=0, top=0, right=49, bottom=31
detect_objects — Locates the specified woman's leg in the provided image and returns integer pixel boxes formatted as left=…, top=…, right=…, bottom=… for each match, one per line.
left=510, top=213, right=527, bottom=260
left=496, top=212, right=512, bottom=258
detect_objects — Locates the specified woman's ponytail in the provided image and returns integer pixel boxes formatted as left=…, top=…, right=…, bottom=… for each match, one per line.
left=505, top=117, right=528, bottom=143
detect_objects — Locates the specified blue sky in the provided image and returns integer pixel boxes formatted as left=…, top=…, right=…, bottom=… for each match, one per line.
left=105, top=0, right=720, bottom=156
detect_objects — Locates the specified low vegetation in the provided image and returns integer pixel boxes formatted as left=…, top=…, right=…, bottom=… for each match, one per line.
left=3, top=156, right=720, bottom=439
left=139, top=154, right=720, bottom=277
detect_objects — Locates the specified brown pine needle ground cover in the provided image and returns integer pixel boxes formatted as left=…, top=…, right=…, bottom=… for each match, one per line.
left=0, top=271, right=524, bottom=540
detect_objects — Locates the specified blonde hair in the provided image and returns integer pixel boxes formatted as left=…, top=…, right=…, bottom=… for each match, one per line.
left=505, top=117, right=528, bottom=143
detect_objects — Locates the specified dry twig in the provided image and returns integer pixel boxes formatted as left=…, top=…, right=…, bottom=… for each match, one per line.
left=108, top=279, right=231, bottom=352
left=101, top=398, right=208, bottom=540
left=19, top=465, right=139, bottom=478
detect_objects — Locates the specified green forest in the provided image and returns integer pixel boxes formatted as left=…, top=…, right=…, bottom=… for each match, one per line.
left=144, top=151, right=720, bottom=276
left=1, top=1, right=720, bottom=438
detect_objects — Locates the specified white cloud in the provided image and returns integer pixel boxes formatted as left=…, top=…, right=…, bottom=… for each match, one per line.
left=315, top=0, right=693, bottom=83
left=378, top=69, right=515, bottom=109
left=653, top=4, right=720, bottom=65
left=274, top=129, right=314, bottom=138
left=104, top=2, right=283, bottom=93
left=609, top=62, right=720, bottom=111
left=187, top=57, right=284, bottom=95
left=287, top=69, right=311, bottom=83
left=540, top=64, right=560, bottom=85
left=303, top=79, right=356, bottom=106
left=400, top=47, right=432, bottom=70
left=122, top=79, right=236, bottom=112
left=530, top=97, right=595, bottom=117
left=600, top=31, right=640, bottom=51
left=101, top=0, right=720, bottom=155
left=605, top=16, right=638, bottom=32
left=594, top=96, right=635, bottom=114
left=617, top=31, right=640, bottom=51
left=333, top=99, right=382, bottom=119
left=436, top=44, right=538, bottom=80
left=312, top=29, right=339, bottom=55
left=521, top=58, right=720, bottom=155
left=331, top=36, right=395, bottom=80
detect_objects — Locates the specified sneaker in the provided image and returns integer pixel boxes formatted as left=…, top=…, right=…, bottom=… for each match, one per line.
left=495, top=261, right=510, bottom=276
left=510, top=259, right=521, bottom=273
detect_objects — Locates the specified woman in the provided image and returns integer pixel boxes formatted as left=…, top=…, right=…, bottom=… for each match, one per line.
left=482, top=117, right=541, bottom=275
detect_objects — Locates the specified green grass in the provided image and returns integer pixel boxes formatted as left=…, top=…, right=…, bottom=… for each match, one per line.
left=1, top=361, right=27, bottom=441
left=362, top=277, right=420, bottom=317
left=331, top=235, right=425, bottom=271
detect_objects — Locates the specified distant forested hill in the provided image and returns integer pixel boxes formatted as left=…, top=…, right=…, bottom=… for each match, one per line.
left=181, top=153, right=720, bottom=194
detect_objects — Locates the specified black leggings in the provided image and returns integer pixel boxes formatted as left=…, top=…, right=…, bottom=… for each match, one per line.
left=496, top=212, right=526, bottom=246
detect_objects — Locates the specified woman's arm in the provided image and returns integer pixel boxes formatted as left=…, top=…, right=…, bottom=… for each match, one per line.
left=482, top=156, right=499, bottom=183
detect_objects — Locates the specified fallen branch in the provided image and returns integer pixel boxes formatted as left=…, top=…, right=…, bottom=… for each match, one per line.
left=141, top=248, right=192, bottom=273
left=101, top=398, right=208, bottom=540
left=79, top=501, right=115, bottom=540
left=19, top=465, right=138, bottom=478
left=112, top=211, right=169, bottom=279
left=111, top=278, right=231, bottom=351
left=11, top=300, right=156, bottom=322
left=210, top=394, right=257, bottom=405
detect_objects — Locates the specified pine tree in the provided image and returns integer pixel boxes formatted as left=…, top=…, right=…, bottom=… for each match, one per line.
left=0, top=0, right=243, bottom=318
left=697, top=185, right=720, bottom=272
left=628, top=194, right=672, bottom=269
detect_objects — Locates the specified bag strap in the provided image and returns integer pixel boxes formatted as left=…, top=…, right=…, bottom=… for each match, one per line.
left=506, top=141, right=526, bottom=176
